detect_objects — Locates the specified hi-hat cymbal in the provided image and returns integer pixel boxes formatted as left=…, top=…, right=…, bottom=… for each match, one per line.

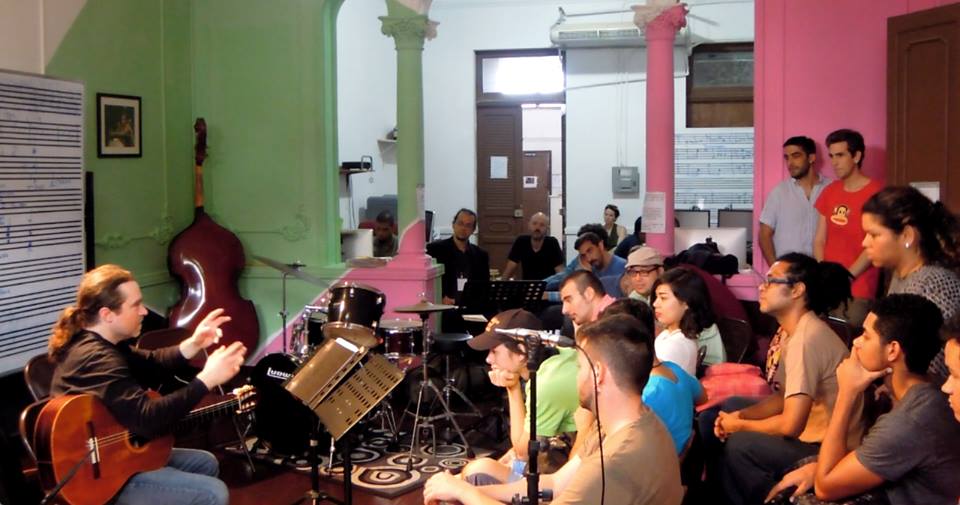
left=393, top=300, right=458, bottom=314
left=253, top=255, right=328, bottom=287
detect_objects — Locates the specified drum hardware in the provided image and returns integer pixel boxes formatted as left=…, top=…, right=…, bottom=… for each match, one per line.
left=394, top=299, right=475, bottom=470
left=254, top=255, right=329, bottom=354
left=430, top=332, right=482, bottom=422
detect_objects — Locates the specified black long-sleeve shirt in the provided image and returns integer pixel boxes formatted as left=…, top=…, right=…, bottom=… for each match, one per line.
left=50, top=331, right=209, bottom=439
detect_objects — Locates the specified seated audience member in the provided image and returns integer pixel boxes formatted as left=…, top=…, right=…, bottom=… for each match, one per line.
left=461, top=309, right=579, bottom=485
left=706, top=253, right=859, bottom=505
left=544, top=225, right=625, bottom=292
left=601, top=245, right=663, bottom=303
left=423, top=315, right=683, bottom=505
left=427, top=208, right=489, bottom=306
left=943, top=314, right=960, bottom=423
left=372, top=210, right=398, bottom=257
left=767, top=294, right=960, bottom=505
left=602, top=204, right=628, bottom=250
left=652, top=266, right=725, bottom=375
left=560, top=271, right=616, bottom=333
left=502, top=212, right=565, bottom=281
left=861, top=185, right=960, bottom=381
left=613, top=216, right=646, bottom=259
left=602, top=298, right=706, bottom=454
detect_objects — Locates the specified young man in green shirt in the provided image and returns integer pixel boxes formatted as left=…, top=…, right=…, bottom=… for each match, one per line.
left=461, top=308, right=580, bottom=485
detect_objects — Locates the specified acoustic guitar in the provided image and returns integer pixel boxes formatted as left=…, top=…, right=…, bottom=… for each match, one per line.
left=33, top=386, right=256, bottom=505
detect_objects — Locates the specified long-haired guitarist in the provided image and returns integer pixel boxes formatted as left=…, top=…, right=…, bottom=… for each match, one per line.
left=48, top=264, right=246, bottom=505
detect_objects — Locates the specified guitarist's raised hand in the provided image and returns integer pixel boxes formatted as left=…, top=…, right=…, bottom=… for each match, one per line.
left=196, top=341, right=247, bottom=390
left=180, top=308, right=233, bottom=359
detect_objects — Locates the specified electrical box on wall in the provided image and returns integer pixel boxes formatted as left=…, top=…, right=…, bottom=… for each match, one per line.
left=612, top=166, right=639, bottom=195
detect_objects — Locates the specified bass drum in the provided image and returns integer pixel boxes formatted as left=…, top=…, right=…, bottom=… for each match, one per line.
left=249, top=353, right=318, bottom=456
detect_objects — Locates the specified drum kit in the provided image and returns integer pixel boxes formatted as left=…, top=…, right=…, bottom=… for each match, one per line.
left=249, top=256, right=478, bottom=463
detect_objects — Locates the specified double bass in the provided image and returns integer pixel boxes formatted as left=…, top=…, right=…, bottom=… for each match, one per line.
left=167, top=119, right=259, bottom=352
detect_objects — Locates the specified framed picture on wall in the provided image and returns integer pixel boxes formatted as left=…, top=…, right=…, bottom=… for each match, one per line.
left=96, top=93, right=141, bottom=157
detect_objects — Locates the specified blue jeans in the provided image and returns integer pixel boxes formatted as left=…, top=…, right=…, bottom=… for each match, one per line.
left=113, top=448, right=228, bottom=505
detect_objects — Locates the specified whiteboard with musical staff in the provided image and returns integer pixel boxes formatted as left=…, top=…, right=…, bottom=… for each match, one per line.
left=0, top=70, right=85, bottom=376
left=675, top=129, right=754, bottom=225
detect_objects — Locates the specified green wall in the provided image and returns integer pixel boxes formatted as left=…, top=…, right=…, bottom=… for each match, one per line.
left=46, top=0, right=347, bottom=349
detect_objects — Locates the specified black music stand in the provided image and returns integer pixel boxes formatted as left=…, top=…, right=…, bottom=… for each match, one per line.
left=460, top=280, right=546, bottom=317
left=284, top=337, right=404, bottom=505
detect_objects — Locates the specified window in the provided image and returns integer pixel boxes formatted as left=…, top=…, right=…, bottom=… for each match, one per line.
left=687, top=43, right=754, bottom=127
left=476, top=49, right=565, bottom=105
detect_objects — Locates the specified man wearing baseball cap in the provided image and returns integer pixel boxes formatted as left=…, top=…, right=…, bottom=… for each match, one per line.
left=460, top=308, right=580, bottom=486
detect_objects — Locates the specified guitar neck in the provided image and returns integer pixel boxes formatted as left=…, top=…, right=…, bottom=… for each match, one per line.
left=174, top=396, right=239, bottom=433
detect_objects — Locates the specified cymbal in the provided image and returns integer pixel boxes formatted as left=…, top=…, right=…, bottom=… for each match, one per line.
left=253, top=255, right=327, bottom=286
left=393, top=300, right=458, bottom=314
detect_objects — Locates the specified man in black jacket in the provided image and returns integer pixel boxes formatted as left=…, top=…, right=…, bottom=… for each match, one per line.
left=49, top=264, right=244, bottom=505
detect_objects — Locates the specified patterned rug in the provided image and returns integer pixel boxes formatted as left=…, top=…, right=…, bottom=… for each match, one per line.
left=230, top=430, right=489, bottom=498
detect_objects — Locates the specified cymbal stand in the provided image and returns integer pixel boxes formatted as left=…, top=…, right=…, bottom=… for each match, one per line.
left=278, top=261, right=305, bottom=354
left=401, top=311, right=474, bottom=471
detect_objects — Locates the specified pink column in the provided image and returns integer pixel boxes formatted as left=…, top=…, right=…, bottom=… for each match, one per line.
left=636, top=4, right=687, bottom=256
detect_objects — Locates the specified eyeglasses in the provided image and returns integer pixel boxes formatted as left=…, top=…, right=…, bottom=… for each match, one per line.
left=627, top=267, right=659, bottom=277
left=761, top=276, right=795, bottom=287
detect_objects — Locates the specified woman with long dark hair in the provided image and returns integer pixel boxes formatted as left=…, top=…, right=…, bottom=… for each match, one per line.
left=862, top=185, right=960, bottom=378
left=652, top=266, right=725, bottom=376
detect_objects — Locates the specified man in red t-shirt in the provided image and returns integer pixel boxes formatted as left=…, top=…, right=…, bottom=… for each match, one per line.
left=813, top=129, right=882, bottom=329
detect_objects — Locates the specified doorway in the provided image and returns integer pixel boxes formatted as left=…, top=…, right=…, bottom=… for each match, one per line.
left=475, top=49, right=566, bottom=273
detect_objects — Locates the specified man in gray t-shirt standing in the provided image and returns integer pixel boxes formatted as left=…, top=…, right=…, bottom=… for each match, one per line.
left=758, top=136, right=830, bottom=266
left=768, top=294, right=960, bottom=505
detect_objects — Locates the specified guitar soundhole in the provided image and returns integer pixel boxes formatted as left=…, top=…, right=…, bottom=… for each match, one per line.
left=129, top=435, right=148, bottom=448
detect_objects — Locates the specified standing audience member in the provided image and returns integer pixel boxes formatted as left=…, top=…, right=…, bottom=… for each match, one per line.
left=708, top=253, right=859, bottom=505
left=502, top=212, right=565, bottom=281
left=861, top=185, right=960, bottom=380
left=758, top=136, right=830, bottom=265
left=652, top=266, right=725, bottom=375
left=813, top=128, right=882, bottom=328
left=768, top=295, right=960, bottom=505
left=602, top=204, right=628, bottom=250
left=423, top=315, right=683, bottom=505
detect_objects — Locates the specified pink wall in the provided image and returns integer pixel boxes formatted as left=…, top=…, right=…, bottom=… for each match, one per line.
left=752, top=0, right=955, bottom=269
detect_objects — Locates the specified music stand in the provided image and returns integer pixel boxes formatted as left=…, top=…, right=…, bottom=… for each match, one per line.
left=284, top=334, right=404, bottom=505
left=460, top=280, right=546, bottom=316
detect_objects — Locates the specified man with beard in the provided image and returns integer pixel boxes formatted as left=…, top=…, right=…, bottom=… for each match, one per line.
left=422, top=315, right=682, bottom=505
left=758, top=136, right=830, bottom=265
left=502, top=212, right=565, bottom=280
left=427, top=208, right=490, bottom=306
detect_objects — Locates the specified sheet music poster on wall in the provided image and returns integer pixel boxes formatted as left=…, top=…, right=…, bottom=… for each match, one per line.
left=0, top=70, right=85, bottom=376
left=675, top=129, right=754, bottom=226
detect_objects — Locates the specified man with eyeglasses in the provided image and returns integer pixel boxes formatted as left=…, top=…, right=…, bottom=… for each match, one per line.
left=602, top=246, right=664, bottom=302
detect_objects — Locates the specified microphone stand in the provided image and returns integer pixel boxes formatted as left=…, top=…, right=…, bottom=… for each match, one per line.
left=510, top=333, right=554, bottom=505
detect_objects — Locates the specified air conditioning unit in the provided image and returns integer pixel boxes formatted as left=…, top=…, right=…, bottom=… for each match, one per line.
left=550, top=21, right=690, bottom=49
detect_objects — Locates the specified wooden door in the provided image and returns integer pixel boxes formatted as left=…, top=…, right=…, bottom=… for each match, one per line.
left=521, top=151, right=551, bottom=221
left=476, top=106, right=523, bottom=271
left=887, top=3, right=960, bottom=210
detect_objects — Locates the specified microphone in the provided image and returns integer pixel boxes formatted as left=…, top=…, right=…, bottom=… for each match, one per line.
left=494, top=328, right=575, bottom=348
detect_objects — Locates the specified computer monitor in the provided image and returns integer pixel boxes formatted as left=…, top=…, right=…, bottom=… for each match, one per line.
left=675, top=209, right=710, bottom=228
left=674, top=227, right=748, bottom=270
left=717, top=209, right=753, bottom=240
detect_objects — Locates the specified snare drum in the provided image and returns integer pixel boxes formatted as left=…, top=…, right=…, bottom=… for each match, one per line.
left=376, top=318, right=423, bottom=360
left=324, top=282, right=385, bottom=346
left=303, top=305, right=327, bottom=347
